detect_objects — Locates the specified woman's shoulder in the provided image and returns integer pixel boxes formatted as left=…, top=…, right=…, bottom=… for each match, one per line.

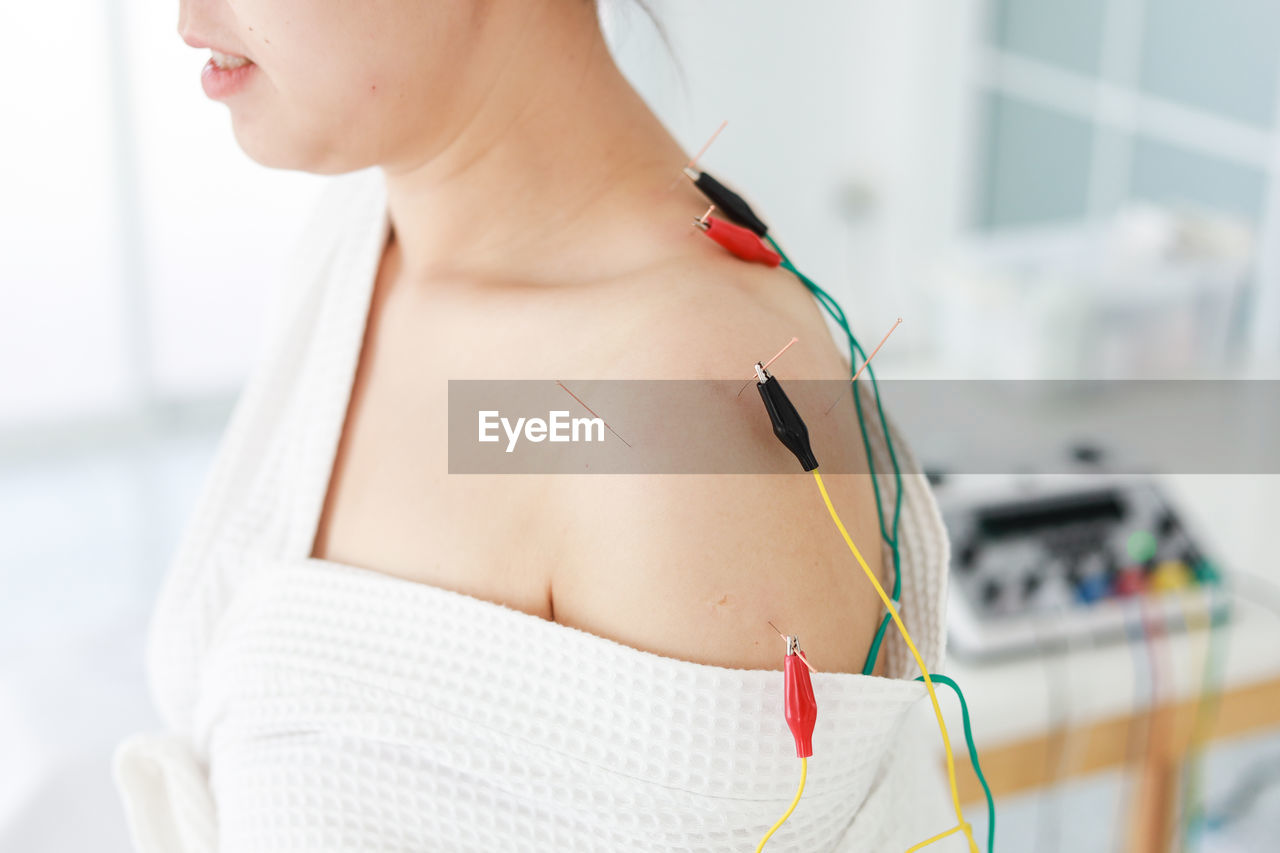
left=591, top=251, right=846, bottom=377
left=542, top=255, right=896, bottom=675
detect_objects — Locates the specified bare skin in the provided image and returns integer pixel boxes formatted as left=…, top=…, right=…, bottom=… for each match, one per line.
left=181, top=0, right=890, bottom=675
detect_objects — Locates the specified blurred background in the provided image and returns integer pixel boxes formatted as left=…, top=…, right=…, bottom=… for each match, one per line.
left=3, top=1, right=1279, bottom=850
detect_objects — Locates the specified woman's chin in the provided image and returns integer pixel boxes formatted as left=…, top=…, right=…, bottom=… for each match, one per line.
left=229, top=119, right=342, bottom=174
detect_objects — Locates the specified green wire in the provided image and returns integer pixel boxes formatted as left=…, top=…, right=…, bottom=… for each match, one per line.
left=765, top=234, right=903, bottom=675
left=779, top=257, right=900, bottom=673
left=916, top=674, right=996, bottom=853
left=770, top=253, right=904, bottom=575
left=767, top=236, right=993, bottom=848
left=771, top=248, right=900, bottom=550
left=1179, top=578, right=1231, bottom=851
left=768, top=253, right=902, bottom=561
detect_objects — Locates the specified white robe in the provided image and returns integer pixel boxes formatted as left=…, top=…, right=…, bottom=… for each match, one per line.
left=113, top=167, right=964, bottom=852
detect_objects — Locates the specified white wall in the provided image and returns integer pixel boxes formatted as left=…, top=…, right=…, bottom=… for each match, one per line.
left=605, top=0, right=982, bottom=363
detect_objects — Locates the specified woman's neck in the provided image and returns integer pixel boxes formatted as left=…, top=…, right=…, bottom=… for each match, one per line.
left=379, top=3, right=710, bottom=289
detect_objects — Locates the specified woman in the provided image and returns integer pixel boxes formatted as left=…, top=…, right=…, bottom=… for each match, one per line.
left=115, top=1, right=961, bottom=850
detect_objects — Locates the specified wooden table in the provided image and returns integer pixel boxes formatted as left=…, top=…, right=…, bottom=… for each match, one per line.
left=951, top=675, right=1280, bottom=850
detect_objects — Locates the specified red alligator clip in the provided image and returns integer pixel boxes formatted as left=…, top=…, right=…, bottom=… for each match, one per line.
left=784, top=637, right=817, bottom=758
left=694, top=208, right=781, bottom=267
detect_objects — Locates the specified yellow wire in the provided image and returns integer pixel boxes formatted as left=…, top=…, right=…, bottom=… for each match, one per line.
left=754, top=757, right=807, bottom=852
left=905, top=823, right=972, bottom=853
left=811, top=468, right=979, bottom=853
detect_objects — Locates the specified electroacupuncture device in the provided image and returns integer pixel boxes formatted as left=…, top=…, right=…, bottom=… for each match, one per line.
left=940, top=477, right=1228, bottom=661
left=678, top=145, right=992, bottom=853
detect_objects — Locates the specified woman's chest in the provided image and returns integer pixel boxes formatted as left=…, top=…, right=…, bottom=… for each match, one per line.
left=308, top=369, right=566, bottom=619
left=305, top=282, right=613, bottom=621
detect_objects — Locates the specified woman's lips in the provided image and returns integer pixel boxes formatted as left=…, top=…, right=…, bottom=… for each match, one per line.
left=201, top=54, right=257, bottom=100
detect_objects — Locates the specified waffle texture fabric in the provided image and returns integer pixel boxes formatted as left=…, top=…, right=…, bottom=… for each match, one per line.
left=113, top=168, right=964, bottom=852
